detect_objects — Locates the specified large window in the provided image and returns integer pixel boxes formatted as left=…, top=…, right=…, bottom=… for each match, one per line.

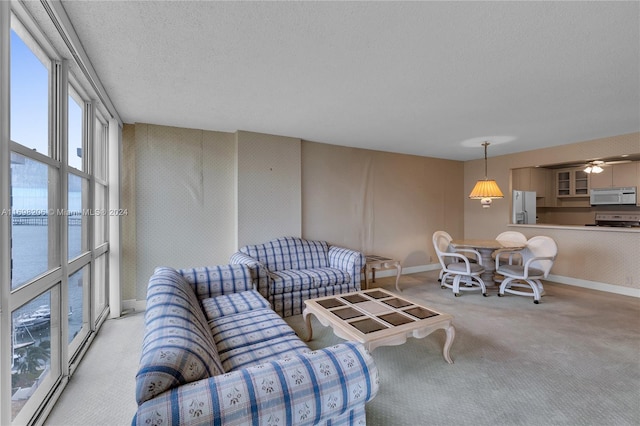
left=2, top=6, right=117, bottom=425
left=9, top=29, right=49, bottom=156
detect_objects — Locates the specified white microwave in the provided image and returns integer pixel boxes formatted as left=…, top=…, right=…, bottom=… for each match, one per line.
left=590, top=187, right=637, bottom=205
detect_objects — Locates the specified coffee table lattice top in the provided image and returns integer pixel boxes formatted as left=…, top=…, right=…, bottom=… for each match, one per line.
left=313, top=289, right=440, bottom=335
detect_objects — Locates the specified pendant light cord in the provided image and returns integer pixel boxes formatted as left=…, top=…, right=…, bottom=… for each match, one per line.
left=482, top=141, right=489, bottom=179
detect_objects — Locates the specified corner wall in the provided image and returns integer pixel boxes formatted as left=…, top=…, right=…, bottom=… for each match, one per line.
left=124, top=123, right=237, bottom=301
left=302, top=141, right=465, bottom=269
left=122, top=124, right=302, bottom=302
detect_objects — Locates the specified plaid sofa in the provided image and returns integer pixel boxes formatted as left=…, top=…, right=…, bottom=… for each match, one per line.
left=230, top=237, right=366, bottom=317
left=133, top=264, right=379, bottom=426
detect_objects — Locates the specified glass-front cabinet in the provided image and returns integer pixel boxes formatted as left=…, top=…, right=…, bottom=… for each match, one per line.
left=556, top=168, right=589, bottom=197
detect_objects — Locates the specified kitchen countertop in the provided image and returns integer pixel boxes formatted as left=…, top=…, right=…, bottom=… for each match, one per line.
left=508, top=224, right=640, bottom=232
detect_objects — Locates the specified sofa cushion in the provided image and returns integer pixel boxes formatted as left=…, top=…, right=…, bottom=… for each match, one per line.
left=135, top=267, right=224, bottom=404
left=270, top=267, right=351, bottom=295
left=200, top=289, right=271, bottom=320
left=209, top=308, right=298, bottom=354
left=179, top=264, right=254, bottom=300
left=220, top=334, right=310, bottom=371
left=240, top=236, right=329, bottom=272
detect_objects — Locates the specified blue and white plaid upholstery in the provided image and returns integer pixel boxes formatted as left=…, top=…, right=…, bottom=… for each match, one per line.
left=209, top=307, right=310, bottom=370
left=133, top=342, right=379, bottom=426
left=179, top=264, right=254, bottom=299
left=241, top=237, right=330, bottom=271
left=136, top=267, right=225, bottom=405
left=209, top=308, right=299, bottom=352
left=231, top=237, right=366, bottom=317
left=270, top=283, right=357, bottom=318
left=201, top=289, right=271, bottom=318
left=134, top=264, right=379, bottom=425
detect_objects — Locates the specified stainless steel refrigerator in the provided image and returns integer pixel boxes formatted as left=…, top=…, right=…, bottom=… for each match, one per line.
left=512, top=190, right=536, bottom=224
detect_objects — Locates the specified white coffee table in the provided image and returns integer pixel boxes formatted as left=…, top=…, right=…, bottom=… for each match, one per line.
left=303, top=288, right=455, bottom=363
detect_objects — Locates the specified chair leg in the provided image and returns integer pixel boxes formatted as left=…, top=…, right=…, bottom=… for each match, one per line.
left=453, top=275, right=462, bottom=296
left=500, top=277, right=543, bottom=303
left=475, top=276, right=487, bottom=296
left=498, top=278, right=513, bottom=297
left=529, top=279, right=541, bottom=304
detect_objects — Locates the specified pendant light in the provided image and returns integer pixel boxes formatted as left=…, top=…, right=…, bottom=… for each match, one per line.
left=469, top=142, right=503, bottom=208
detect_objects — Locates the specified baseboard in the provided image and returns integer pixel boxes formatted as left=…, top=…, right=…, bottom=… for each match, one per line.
left=121, top=298, right=146, bottom=315
left=369, top=263, right=639, bottom=298
left=547, top=274, right=640, bottom=298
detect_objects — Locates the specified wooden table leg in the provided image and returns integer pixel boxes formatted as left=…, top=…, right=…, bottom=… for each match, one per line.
left=302, top=309, right=313, bottom=342
left=443, top=324, right=455, bottom=364
left=394, top=262, right=402, bottom=292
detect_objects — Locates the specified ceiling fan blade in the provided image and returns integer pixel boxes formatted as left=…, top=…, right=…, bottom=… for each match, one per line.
left=604, top=160, right=632, bottom=165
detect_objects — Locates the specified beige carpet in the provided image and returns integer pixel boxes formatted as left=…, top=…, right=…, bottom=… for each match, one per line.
left=45, top=271, right=640, bottom=426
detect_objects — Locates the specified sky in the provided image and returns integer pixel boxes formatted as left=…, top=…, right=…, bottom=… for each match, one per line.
left=10, top=29, right=83, bottom=171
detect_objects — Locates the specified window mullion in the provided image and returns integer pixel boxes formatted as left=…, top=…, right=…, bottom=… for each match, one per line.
left=54, top=59, right=70, bottom=378
left=0, top=2, right=13, bottom=424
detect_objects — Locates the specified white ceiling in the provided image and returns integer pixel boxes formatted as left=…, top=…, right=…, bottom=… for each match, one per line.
left=60, top=1, right=639, bottom=161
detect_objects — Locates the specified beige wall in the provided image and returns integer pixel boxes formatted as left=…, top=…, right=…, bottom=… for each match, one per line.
left=122, top=124, right=303, bottom=301
left=301, top=141, right=464, bottom=269
left=124, top=124, right=237, bottom=300
left=123, top=124, right=639, bottom=303
left=464, top=133, right=640, bottom=237
left=464, top=132, right=640, bottom=293
left=236, top=131, right=301, bottom=247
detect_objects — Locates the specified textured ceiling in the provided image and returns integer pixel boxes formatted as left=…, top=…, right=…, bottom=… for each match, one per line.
left=60, top=1, right=639, bottom=161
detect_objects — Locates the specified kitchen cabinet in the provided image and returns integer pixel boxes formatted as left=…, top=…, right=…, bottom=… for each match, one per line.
left=511, top=167, right=551, bottom=206
left=556, top=168, right=589, bottom=197
left=590, top=162, right=639, bottom=188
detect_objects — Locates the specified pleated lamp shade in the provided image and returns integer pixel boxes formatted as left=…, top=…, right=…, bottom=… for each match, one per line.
left=468, top=179, right=504, bottom=199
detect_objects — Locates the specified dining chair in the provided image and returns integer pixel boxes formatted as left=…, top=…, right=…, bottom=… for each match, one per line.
left=492, top=231, right=528, bottom=283
left=493, top=231, right=527, bottom=260
left=496, top=236, right=558, bottom=304
left=432, top=231, right=487, bottom=297
left=435, top=231, right=478, bottom=283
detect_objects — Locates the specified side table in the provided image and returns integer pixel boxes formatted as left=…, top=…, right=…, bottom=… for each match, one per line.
left=363, top=255, right=402, bottom=291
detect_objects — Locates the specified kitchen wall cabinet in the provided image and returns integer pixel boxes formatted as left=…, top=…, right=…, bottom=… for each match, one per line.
left=590, top=162, right=639, bottom=189
left=511, top=167, right=551, bottom=206
left=556, top=168, right=589, bottom=197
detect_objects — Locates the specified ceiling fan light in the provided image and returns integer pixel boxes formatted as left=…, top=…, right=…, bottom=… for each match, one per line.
left=584, top=165, right=593, bottom=173
left=591, top=165, right=603, bottom=174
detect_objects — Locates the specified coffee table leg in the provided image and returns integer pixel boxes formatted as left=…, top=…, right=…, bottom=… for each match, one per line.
left=394, top=262, right=402, bottom=292
left=302, top=309, right=313, bottom=342
left=443, top=324, right=455, bottom=364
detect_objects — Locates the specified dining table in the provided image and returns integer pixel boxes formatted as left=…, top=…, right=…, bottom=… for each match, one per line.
left=449, top=239, right=526, bottom=285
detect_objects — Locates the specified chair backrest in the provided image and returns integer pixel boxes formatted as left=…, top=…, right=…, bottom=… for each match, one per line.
left=496, top=231, right=527, bottom=245
left=433, top=231, right=454, bottom=267
left=520, top=236, right=558, bottom=277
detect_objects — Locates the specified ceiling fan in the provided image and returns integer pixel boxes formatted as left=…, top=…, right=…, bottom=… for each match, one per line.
left=583, top=159, right=631, bottom=173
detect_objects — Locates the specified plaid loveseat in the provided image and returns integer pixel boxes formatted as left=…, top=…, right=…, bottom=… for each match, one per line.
left=230, top=237, right=366, bottom=317
left=133, top=264, right=379, bottom=426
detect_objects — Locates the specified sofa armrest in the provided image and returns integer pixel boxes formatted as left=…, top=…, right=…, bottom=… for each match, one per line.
left=133, top=342, right=379, bottom=426
left=230, top=251, right=273, bottom=298
left=178, top=264, right=254, bottom=300
left=328, top=246, right=366, bottom=287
